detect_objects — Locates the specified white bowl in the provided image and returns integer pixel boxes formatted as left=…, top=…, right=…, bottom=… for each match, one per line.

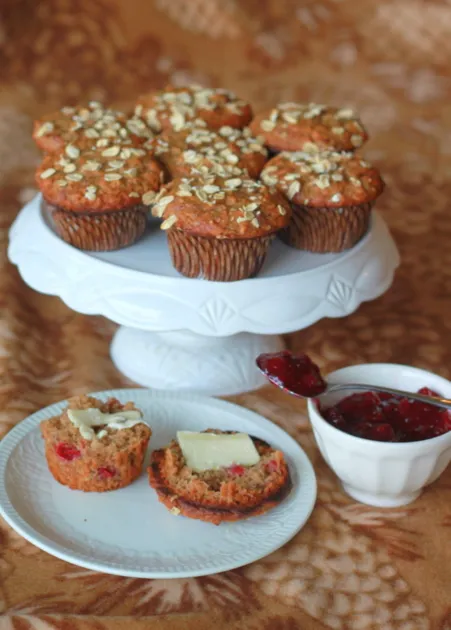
left=307, top=363, right=451, bottom=507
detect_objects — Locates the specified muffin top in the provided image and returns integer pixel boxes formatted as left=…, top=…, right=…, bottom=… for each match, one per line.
left=151, top=174, right=291, bottom=239
left=250, top=102, right=368, bottom=153
left=135, top=85, right=253, bottom=133
left=33, top=101, right=154, bottom=153
left=41, top=395, right=151, bottom=452
left=261, top=150, right=384, bottom=208
left=36, top=141, right=163, bottom=213
left=151, top=124, right=268, bottom=179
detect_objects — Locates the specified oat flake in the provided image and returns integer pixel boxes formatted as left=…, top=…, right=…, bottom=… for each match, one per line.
left=288, top=181, right=301, bottom=199
left=161, top=215, right=177, bottom=230
left=40, top=168, right=56, bottom=179
left=142, top=191, right=157, bottom=205
left=65, top=144, right=80, bottom=159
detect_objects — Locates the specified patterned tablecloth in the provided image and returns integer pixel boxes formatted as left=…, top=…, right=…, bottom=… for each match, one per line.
left=1, top=1, right=450, bottom=628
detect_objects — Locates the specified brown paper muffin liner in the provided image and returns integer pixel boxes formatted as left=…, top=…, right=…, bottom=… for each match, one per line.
left=42, top=200, right=148, bottom=252
left=278, top=202, right=372, bottom=253
left=167, top=229, right=274, bottom=282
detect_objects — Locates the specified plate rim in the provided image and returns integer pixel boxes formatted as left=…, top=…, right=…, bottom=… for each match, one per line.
left=0, top=388, right=317, bottom=578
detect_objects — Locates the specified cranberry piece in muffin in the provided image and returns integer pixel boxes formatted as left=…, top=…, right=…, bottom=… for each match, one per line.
left=148, top=430, right=291, bottom=525
left=151, top=174, right=291, bottom=281
left=33, top=101, right=154, bottom=154
left=36, top=140, right=163, bottom=251
left=41, top=395, right=151, bottom=492
left=150, top=124, right=268, bottom=180
left=250, top=103, right=368, bottom=154
left=261, top=150, right=384, bottom=252
left=135, top=85, right=253, bottom=133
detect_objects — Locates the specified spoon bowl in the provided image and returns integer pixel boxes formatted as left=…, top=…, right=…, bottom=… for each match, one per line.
left=256, top=351, right=451, bottom=410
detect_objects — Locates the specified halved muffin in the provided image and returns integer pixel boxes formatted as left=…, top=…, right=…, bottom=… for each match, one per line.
left=148, top=429, right=292, bottom=525
left=41, top=395, right=151, bottom=492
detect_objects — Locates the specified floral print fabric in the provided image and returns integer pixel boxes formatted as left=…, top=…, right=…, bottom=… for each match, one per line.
left=0, top=0, right=450, bottom=628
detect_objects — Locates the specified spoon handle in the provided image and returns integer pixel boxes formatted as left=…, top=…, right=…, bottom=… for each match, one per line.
left=325, top=383, right=451, bottom=411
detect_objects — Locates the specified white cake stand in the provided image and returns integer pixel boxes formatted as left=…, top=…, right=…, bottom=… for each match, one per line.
left=8, top=195, right=399, bottom=396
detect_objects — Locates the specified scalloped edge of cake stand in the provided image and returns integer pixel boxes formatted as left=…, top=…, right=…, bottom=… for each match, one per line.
left=8, top=196, right=400, bottom=395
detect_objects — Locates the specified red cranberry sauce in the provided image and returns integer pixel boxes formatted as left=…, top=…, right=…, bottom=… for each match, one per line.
left=257, top=350, right=327, bottom=397
left=321, top=387, right=451, bottom=442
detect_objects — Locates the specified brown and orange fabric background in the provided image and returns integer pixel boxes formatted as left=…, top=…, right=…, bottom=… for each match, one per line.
left=1, top=1, right=451, bottom=628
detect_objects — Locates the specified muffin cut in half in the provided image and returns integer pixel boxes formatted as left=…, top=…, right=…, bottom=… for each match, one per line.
left=36, top=141, right=163, bottom=251
left=250, top=102, right=368, bottom=154
left=152, top=173, right=291, bottom=281
left=148, top=430, right=292, bottom=525
left=261, top=150, right=384, bottom=253
left=41, top=395, right=151, bottom=492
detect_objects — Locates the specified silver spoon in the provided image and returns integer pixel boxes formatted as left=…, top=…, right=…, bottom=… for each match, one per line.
left=256, top=354, right=451, bottom=411
left=323, top=383, right=451, bottom=411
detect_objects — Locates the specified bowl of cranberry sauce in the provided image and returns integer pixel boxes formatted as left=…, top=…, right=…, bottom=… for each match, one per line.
left=307, top=363, right=451, bottom=508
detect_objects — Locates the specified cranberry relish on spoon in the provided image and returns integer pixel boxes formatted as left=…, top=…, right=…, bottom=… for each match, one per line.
left=256, top=351, right=451, bottom=442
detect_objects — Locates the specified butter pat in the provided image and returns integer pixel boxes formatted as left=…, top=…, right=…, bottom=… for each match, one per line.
left=176, top=431, right=260, bottom=472
left=67, top=408, right=143, bottom=440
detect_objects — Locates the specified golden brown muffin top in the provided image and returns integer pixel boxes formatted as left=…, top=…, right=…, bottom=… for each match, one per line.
left=135, top=85, right=253, bottom=133
left=150, top=124, right=268, bottom=179
left=41, top=395, right=151, bottom=450
left=151, top=174, right=291, bottom=239
left=250, top=102, right=368, bottom=153
left=261, top=150, right=384, bottom=208
left=36, top=141, right=163, bottom=213
left=33, top=101, right=154, bottom=153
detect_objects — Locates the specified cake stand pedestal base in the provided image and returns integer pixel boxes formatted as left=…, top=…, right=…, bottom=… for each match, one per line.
left=111, top=327, right=284, bottom=396
left=9, top=196, right=400, bottom=397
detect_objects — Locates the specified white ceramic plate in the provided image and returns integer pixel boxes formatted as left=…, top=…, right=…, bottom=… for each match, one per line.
left=0, top=389, right=316, bottom=578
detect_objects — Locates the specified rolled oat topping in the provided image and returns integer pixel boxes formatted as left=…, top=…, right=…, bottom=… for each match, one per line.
left=261, top=150, right=384, bottom=208
left=150, top=124, right=268, bottom=179
left=36, top=138, right=163, bottom=213
left=250, top=102, right=368, bottom=153
left=151, top=174, right=290, bottom=239
left=33, top=101, right=155, bottom=154
left=135, top=85, right=253, bottom=133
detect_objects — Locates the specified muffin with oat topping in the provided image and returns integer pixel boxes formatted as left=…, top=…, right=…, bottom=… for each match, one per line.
left=135, top=85, right=253, bottom=133
left=250, top=103, right=368, bottom=154
left=150, top=123, right=268, bottom=180
left=33, top=101, right=154, bottom=154
left=261, top=150, right=384, bottom=253
left=41, top=394, right=151, bottom=492
left=36, top=141, right=163, bottom=251
left=151, top=174, right=291, bottom=281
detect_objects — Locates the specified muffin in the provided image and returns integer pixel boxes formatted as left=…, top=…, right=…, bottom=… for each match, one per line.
left=41, top=395, right=151, bottom=492
left=250, top=103, right=368, bottom=154
left=261, top=150, right=384, bottom=253
left=135, top=85, right=253, bottom=133
left=150, top=124, right=268, bottom=180
left=33, top=101, right=154, bottom=154
left=36, top=141, right=163, bottom=251
left=148, top=430, right=292, bottom=525
left=151, top=173, right=291, bottom=281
